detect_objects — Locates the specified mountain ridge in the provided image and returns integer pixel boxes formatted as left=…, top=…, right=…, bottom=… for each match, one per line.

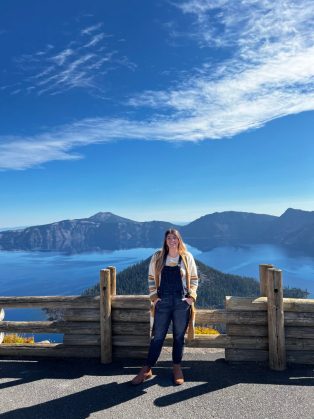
left=0, top=208, right=313, bottom=255
left=82, top=257, right=309, bottom=309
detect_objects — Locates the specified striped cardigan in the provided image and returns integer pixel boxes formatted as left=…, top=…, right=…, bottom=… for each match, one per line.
left=148, top=250, right=199, bottom=339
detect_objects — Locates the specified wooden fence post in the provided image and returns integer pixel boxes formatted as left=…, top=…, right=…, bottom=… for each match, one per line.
left=100, top=269, right=112, bottom=364
left=266, top=268, right=286, bottom=370
left=108, top=266, right=116, bottom=296
left=259, top=264, right=273, bottom=296
left=0, top=308, right=4, bottom=344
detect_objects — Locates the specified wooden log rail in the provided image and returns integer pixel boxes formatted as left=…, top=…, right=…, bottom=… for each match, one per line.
left=0, top=296, right=100, bottom=308
left=225, top=294, right=314, bottom=367
left=1, top=263, right=314, bottom=366
left=0, top=295, right=102, bottom=359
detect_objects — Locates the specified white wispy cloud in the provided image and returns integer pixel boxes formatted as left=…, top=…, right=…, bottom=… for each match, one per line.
left=129, top=0, right=314, bottom=135
left=81, top=23, right=103, bottom=36
left=83, top=33, right=106, bottom=48
left=1, top=0, right=314, bottom=170
left=5, top=23, right=135, bottom=96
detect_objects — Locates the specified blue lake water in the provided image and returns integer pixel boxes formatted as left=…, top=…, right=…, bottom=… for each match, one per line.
left=0, top=244, right=313, bottom=342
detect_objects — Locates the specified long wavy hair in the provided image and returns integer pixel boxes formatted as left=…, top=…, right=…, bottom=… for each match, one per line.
left=155, top=228, right=187, bottom=276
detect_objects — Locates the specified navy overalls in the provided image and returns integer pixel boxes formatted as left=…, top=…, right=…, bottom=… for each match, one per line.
left=146, top=257, right=191, bottom=367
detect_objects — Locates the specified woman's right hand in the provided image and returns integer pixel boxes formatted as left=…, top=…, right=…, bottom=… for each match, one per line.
left=153, top=298, right=161, bottom=306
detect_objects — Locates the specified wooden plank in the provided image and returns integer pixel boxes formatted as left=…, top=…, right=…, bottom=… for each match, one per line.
left=285, top=338, right=314, bottom=350
left=0, top=296, right=99, bottom=309
left=112, top=322, right=150, bottom=336
left=163, top=334, right=267, bottom=349
left=227, top=324, right=268, bottom=337
left=164, top=334, right=228, bottom=348
left=283, top=298, right=314, bottom=312
left=195, top=309, right=227, bottom=324
left=225, top=296, right=267, bottom=311
left=285, top=327, right=314, bottom=339
left=112, top=335, right=150, bottom=347
left=111, top=295, right=151, bottom=310
left=225, top=296, right=314, bottom=312
left=0, top=321, right=100, bottom=334
left=287, top=351, right=314, bottom=365
left=63, top=308, right=100, bottom=321
left=285, top=312, right=314, bottom=326
left=113, top=347, right=148, bottom=359
left=198, top=309, right=268, bottom=325
left=112, top=309, right=150, bottom=323
left=100, top=269, right=112, bottom=364
left=225, top=349, right=269, bottom=362
left=267, top=268, right=286, bottom=370
left=259, top=264, right=273, bottom=296
left=0, top=344, right=100, bottom=358
left=226, top=311, right=267, bottom=325
left=63, top=334, right=100, bottom=346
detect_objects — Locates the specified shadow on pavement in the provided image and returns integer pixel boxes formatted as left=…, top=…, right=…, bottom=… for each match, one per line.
left=0, top=357, right=313, bottom=417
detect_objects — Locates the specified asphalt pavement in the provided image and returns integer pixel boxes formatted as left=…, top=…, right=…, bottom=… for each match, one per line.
left=0, top=348, right=313, bottom=419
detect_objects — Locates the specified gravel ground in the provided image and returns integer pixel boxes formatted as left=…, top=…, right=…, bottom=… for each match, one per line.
left=0, top=349, right=313, bottom=419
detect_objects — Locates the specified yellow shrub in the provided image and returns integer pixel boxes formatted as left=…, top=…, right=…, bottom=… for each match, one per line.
left=3, top=334, right=35, bottom=344
left=195, top=326, right=220, bottom=335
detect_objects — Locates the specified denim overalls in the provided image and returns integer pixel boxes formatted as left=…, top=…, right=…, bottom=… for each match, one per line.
left=146, top=257, right=191, bottom=367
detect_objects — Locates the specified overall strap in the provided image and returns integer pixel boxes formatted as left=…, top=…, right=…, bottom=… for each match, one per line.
left=181, top=254, right=190, bottom=289
left=154, top=252, right=182, bottom=289
left=154, top=251, right=162, bottom=289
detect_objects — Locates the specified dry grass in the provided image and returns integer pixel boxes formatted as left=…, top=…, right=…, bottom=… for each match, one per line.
left=3, top=334, right=35, bottom=344
left=195, top=326, right=220, bottom=335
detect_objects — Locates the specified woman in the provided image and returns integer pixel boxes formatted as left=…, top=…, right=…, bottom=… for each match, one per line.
left=131, top=228, right=198, bottom=385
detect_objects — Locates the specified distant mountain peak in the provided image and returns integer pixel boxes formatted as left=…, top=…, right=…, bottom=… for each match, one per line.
left=281, top=207, right=312, bottom=215
left=88, top=212, right=133, bottom=223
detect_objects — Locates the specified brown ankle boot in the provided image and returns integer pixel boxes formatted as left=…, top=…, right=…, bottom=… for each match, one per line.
left=131, top=366, right=153, bottom=385
left=173, top=364, right=184, bottom=385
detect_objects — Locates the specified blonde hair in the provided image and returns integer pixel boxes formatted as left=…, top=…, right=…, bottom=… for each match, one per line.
left=155, top=228, right=187, bottom=276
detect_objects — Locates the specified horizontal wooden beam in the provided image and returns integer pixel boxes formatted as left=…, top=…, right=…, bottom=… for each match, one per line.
left=283, top=298, right=314, bottom=312
left=227, top=325, right=268, bottom=337
left=113, top=335, right=150, bottom=347
left=112, top=309, right=150, bottom=323
left=63, top=335, right=100, bottom=346
left=225, top=348, right=269, bottom=362
left=286, top=338, right=314, bottom=350
left=0, top=321, right=100, bottom=334
left=285, top=326, right=314, bottom=339
left=163, top=334, right=268, bottom=349
left=111, top=295, right=151, bottom=309
left=226, top=311, right=267, bottom=325
left=0, top=343, right=100, bottom=358
left=225, top=296, right=267, bottom=311
left=0, top=296, right=99, bottom=309
left=195, top=309, right=226, bottom=324
left=112, top=322, right=150, bottom=336
left=285, top=312, right=314, bottom=326
left=287, top=350, right=314, bottom=364
left=225, top=296, right=314, bottom=312
left=63, top=308, right=100, bottom=322
left=113, top=347, right=148, bottom=359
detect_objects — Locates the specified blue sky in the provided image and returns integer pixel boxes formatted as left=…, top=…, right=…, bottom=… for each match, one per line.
left=0, top=0, right=314, bottom=227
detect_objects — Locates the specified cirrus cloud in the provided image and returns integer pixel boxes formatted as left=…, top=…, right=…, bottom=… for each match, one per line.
left=1, top=0, right=314, bottom=170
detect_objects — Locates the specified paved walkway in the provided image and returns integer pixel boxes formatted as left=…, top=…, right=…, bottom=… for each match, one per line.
left=0, top=349, right=313, bottom=419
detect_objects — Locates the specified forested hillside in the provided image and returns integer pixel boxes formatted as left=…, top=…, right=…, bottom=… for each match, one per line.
left=83, top=257, right=309, bottom=308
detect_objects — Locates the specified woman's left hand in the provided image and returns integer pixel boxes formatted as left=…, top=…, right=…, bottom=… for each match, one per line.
left=185, top=297, right=194, bottom=305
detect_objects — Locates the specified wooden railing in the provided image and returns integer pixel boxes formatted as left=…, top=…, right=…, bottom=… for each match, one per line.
left=0, top=264, right=314, bottom=370
left=0, top=295, right=101, bottom=358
